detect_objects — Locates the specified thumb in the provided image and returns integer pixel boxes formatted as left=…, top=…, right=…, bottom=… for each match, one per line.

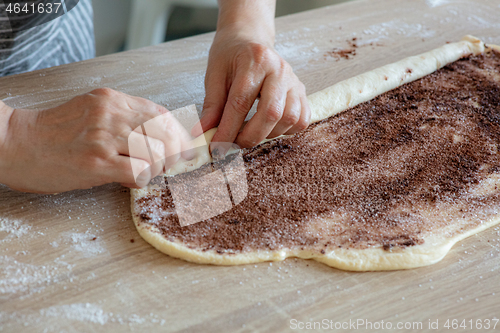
left=191, top=73, right=227, bottom=137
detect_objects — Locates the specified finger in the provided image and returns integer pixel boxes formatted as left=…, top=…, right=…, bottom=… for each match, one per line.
left=140, top=111, right=194, bottom=166
left=107, top=155, right=152, bottom=187
left=126, top=131, right=165, bottom=178
left=266, top=91, right=301, bottom=139
left=126, top=94, right=169, bottom=116
left=284, top=94, right=311, bottom=135
left=235, top=74, right=286, bottom=148
left=180, top=137, right=196, bottom=161
left=123, top=95, right=170, bottom=131
left=210, top=72, right=263, bottom=145
left=192, top=72, right=228, bottom=137
left=124, top=99, right=194, bottom=167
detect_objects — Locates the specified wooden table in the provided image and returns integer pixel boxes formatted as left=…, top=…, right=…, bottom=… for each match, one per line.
left=1, top=0, right=500, bottom=331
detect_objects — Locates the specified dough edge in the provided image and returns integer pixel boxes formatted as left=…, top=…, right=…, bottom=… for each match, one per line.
left=131, top=36, right=500, bottom=271
left=134, top=215, right=500, bottom=271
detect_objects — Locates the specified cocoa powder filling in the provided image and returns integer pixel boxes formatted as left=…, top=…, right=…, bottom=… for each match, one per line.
left=136, top=50, right=500, bottom=254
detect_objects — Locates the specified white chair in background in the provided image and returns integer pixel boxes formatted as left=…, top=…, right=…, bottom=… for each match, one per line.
left=125, top=0, right=218, bottom=50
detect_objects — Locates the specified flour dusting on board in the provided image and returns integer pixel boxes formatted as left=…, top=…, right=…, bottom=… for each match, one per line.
left=274, top=27, right=324, bottom=70
left=0, top=193, right=110, bottom=299
left=0, top=218, right=31, bottom=241
left=41, top=303, right=109, bottom=325
left=0, top=303, right=167, bottom=330
left=0, top=255, right=74, bottom=296
left=362, top=20, right=435, bottom=39
left=65, top=232, right=108, bottom=258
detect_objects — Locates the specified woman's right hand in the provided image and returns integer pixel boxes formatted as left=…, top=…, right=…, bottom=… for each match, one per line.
left=0, top=88, right=193, bottom=194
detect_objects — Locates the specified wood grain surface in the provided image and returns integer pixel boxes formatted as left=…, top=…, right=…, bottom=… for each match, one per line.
left=1, top=0, right=500, bottom=332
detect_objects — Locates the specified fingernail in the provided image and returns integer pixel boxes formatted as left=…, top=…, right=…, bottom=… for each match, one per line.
left=210, top=144, right=229, bottom=161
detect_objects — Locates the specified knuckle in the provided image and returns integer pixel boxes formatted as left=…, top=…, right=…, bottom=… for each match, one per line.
left=264, top=103, right=283, bottom=123
left=156, top=114, right=180, bottom=134
left=146, top=100, right=167, bottom=117
left=296, top=117, right=310, bottom=131
left=280, top=59, right=290, bottom=71
left=91, top=87, right=116, bottom=97
left=274, top=58, right=290, bottom=76
left=229, top=95, right=252, bottom=116
left=282, top=111, right=300, bottom=126
left=202, top=99, right=218, bottom=112
left=248, top=43, right=270, bottom=64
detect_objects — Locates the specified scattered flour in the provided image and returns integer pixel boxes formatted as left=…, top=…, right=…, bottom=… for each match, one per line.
left=0, top=255, right=74, bottom=296
left=362, top=20, right=435, bottom=39
left=65, top=232, right=108, bottom=258
left=0, top=218, right=31, bottom=241
left=41, top=303, right=109, bottom=325
left=0, top=303, right=167, bottom=330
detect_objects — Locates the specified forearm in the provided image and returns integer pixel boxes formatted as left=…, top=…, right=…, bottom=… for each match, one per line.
left=217, top=0, right=276, bottom=45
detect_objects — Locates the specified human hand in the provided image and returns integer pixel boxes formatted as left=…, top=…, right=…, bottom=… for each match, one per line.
left=0, top=88, right=193, bottom=193
left=193, top=0, right=310, bottom=149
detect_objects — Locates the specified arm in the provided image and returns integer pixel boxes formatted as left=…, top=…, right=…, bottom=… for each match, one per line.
left=194, top=0, right=311, bottom=149
left=0, top=89, right=192, bottom=193
left=217, top=0, right=276, bottom=47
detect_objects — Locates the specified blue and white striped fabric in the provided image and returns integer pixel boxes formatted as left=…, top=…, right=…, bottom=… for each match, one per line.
left=0, top=0, right=95, bottom=77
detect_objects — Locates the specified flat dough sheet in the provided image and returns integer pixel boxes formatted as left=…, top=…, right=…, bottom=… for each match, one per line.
left=131, top=36, right=500, bottom=271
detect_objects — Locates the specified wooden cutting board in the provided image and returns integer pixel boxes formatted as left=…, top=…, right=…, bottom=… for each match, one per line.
left=1, top=0, right=499, bottom=331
